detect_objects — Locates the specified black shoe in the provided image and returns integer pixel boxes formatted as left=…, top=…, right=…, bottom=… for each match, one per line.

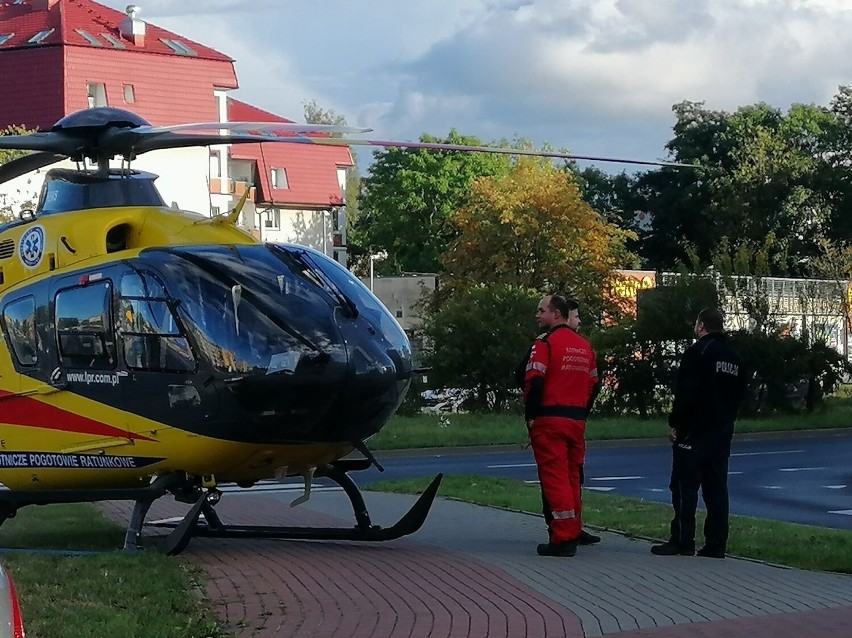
left=578, top=529, right=601, bottom=545
left=537, top=540, right=578, bottom=557
left=697, top=546, right=725, bottom=558
left=650, top=542, right=694, bottom=556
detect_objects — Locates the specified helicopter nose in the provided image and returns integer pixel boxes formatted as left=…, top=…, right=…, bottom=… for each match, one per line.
left=327, top=318, right=411, bottom=442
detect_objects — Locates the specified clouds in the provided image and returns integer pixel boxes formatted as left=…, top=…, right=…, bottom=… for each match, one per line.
left=98, top=0, right=852, bottom=168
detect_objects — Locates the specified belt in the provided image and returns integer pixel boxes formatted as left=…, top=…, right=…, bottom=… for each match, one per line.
left=537, top=405, right=587, bottom=420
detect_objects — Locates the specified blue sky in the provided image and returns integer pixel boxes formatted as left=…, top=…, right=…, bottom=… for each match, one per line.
left=101, top=0, right=852, bottom=171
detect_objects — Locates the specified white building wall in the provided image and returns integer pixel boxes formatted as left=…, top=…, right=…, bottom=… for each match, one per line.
left=260, top=207, right=333, bottom=256
left=0, top=147, right=211, bottom=219
left=132, top=148, right=211, bottom=215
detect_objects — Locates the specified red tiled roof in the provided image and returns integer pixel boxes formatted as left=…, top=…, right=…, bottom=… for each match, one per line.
left=0, top=0, right=232, bottom=61
left=227, top=98, right=355, bottom=208
left=0, top=0, right=237, bottom=129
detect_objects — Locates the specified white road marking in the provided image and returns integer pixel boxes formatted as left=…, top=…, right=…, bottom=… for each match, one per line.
left=647, top=488, right=667, bottom=493
left=779, top=467, right=827, bottom=472
left=728, top=471, right=743, bottom=475
left=488, top=463, right=538, bottom=469
left=824, top=485, right=847, bottom=490
left=585, top=486, right=616, bottom=492
left=589, top=476, right=643, bottom=481
left=731, top=450, right=803, bottom=457
left=829, top=510, right=852, bottom=516
left=524, top=480, right=540, bottom=485
left=761, top=485, right=783, bottom=490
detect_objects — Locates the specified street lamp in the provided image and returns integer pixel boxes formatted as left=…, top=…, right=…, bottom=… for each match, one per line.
left=369, top=251, right=388, bottom=292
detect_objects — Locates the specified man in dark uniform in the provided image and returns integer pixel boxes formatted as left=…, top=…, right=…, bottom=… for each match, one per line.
left=651, top=308, right=747, bottom=558
left=524, top=295, right=600, bottom=557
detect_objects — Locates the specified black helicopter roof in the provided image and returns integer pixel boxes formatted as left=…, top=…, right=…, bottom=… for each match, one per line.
left=0, top=168, right=167, bottom=233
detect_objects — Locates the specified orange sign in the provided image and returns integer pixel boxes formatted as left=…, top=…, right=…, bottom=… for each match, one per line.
left=608, top=270, right=656, bottom=319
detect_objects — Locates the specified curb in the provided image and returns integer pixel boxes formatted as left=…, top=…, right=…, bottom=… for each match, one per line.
left=368, top=427, right=852, bottom=459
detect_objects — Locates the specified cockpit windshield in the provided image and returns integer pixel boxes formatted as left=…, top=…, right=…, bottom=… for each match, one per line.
left=279, top=245, right=412, bottom=364
left=37, top=169, right=165, bottom=215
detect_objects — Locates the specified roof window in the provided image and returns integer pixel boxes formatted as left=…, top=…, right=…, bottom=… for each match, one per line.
left=0, top=34, right=13, bottom=46
left=160, top=38, right=197, bottom=56
left=28, top=29, right=54, bottom=45
left=101, top=33, right=126, bottom=49
left=271, top=168, right=289, bottom=190
left=76, top=29, right=103, bottom=47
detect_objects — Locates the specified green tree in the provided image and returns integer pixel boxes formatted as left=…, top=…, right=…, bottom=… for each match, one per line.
left=807, top=238, right=852, bottom=346
left=354, top=131, right=512, bottom=274
left=421, top=284, right=539, bottom=410
left=303, top=99, right=347, bottom=127
left=0, top=125, right=37, bottom=222
left=631, top=95, right=852, bottom=274
left=440, top=159, right=637, bottom=319
left=575, top=166, right=642, bottom=228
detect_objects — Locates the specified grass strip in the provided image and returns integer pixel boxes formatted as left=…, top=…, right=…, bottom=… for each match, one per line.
left=370, top=475, right=852, bottom=574
left=0, top=504, right=230, bottom=638
left=373, top=389, right=852, bottom=450
left=371, top=404, right=852, bottom=449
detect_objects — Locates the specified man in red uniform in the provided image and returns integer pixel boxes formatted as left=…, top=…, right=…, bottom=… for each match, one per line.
left=524, top=295, right=599, bottom=557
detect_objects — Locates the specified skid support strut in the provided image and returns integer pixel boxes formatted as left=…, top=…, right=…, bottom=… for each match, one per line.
left=153, top=472, right=443, bottom=555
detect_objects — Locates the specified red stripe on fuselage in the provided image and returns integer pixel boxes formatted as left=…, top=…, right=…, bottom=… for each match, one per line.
left=0, top=390, right=154, bottom=441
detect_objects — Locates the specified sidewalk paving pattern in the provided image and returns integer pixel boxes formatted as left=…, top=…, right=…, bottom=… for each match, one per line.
left=101, top=490, right=852, bottom=637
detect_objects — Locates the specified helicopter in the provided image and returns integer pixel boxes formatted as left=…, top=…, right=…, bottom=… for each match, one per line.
left=0, top=106, right=686, bottom=555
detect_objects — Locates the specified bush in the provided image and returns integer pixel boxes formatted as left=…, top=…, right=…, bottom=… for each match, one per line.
left=730, top=332, right=851, bottom=415
left=421, top=284, right=540, bottom=411
left=590, top=323, right=683, bottom=418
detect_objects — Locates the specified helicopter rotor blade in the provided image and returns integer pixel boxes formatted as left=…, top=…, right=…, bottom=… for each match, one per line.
left=97, top=126, right=371, bottom=158
left=0, top=151, right=67, bottom=185
left=0, top=132, right=81, bottom=157
left=0, top=104, right=695, bottom=169
left=302, top=137, right=698, bottom=168
left=142, top=121, right=372, bottom=136
left=103, top=128, right=695, bottom=168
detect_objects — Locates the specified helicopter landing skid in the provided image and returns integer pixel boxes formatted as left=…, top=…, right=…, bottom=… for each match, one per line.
left=154, top=470, right=444, bottom=556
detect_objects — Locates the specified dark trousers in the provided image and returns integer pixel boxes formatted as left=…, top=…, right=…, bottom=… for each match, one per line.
left=668, top=430, right=732, bottom=551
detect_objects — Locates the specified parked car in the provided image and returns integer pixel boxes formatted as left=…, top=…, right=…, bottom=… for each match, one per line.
left=420, top=388, right=473, bottom=413
left=0, top=565, right=25, bottom=638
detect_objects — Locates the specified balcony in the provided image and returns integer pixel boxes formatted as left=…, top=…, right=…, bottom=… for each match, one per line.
left=209, top=178, right=256, bottom=201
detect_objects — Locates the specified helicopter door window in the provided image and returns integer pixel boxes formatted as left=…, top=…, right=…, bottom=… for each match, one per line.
left=2, top=296, right=39, bottom=366
left=119, top=271, right=195, bottom=372
left=55, top=281, right=116, bottom=370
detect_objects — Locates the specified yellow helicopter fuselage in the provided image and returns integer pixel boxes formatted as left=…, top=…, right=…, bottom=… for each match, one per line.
left=0, top=198, right=398, bottom=491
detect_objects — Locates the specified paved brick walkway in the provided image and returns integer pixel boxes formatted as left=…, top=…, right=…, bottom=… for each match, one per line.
left=101, top=487, right=852, bottom=638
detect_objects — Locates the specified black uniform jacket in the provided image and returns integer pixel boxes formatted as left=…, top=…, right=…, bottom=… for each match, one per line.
left=669, top=332, right=747, bottom=437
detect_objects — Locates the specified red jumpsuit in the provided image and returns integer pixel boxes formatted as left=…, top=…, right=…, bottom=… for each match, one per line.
left=524, top=325, right=598, bottom=544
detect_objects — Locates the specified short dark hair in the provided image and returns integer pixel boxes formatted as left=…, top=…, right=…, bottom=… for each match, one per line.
left=549, top=294, right=579, bottom=317
left=697, top=307, right=724, bottom=332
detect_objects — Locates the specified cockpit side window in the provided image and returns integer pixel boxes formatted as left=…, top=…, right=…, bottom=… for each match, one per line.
left=2, top=296, right=39, bottom=366
left=119, top=271, right=195, bottom=372
left=55, top=281, right=116, bottom=370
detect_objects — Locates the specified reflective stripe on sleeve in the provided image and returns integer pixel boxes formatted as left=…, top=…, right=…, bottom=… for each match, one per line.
left=526, top=362, right=547, bottom=374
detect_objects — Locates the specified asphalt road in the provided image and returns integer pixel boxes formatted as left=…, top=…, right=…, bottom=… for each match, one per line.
left=344, top=430, right=852, bottom=531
